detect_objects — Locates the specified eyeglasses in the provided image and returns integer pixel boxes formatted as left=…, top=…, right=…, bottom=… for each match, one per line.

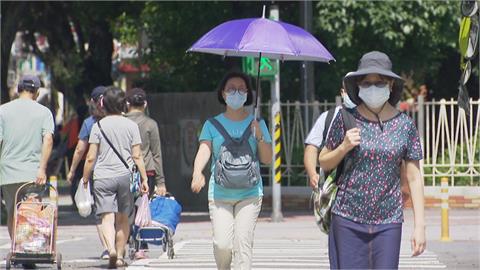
left=225, top=88, right=248, bottom=94
left=358, top=81, right=388, bottom=88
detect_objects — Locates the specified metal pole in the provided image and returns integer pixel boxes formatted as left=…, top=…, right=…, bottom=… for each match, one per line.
left=270, top=5, right=283, bottom=222
left=255, top=52, right=262, bottom=120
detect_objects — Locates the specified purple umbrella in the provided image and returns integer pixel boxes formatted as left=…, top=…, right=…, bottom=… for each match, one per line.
left=188, top=18, right=335, bottom=62
left=187, top=10, right=335, bottom=114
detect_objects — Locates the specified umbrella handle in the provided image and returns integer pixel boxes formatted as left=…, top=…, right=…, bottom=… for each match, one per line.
left=255, top=52, right=262, bottom=120
left=253, top=106, right=259, bottom=138
left=252, top=51, right=262, bottom=137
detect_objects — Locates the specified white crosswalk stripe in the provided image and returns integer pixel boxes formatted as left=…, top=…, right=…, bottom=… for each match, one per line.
left=127, top=239, right=446, bottom=269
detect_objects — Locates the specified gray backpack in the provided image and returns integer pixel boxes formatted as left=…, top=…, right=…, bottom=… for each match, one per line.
left=209, top=118, right=261, bottom=189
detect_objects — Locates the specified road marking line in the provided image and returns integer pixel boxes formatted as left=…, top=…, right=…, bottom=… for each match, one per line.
left=138, top=239, right=448, bottom=269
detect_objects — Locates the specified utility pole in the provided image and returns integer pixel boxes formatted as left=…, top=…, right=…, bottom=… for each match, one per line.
left=270, top=4, right=283, bottom=222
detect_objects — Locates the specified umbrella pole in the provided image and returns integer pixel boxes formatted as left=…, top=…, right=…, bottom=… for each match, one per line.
left=255, top=52, right=262, bottom=120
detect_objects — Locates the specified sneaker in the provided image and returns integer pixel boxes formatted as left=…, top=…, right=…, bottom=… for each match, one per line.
left=134, top=250, right=148, bottom=260
left=100, top=250, right=109, bottom=260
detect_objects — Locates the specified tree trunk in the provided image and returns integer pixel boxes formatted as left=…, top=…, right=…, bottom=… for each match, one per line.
left=83, top=19, right=113, bottom=92
left=1, top=2, right=26, bottom=103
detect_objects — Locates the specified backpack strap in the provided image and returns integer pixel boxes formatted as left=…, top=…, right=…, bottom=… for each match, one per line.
left=341, top=107, right=356, bottom=131
left=240, top=119, right=255, bottom=141
left=208, top=118, right=233, bottom=143
left=209, top=117, right=255, bottom=142
left=322, top=107, right=337, bottom=145
left=333, top=107, right=357, bottom=183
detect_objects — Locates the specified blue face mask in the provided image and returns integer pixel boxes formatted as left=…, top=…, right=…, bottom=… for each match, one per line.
left=225, top=92, right=247, bottom=110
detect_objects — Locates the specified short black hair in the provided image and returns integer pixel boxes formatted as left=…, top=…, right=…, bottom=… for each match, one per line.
left=126, top=88, right=147, bottom=107
left=217, top=71, right=254, bottom=106
left=102, top=86, right=126, bottom=115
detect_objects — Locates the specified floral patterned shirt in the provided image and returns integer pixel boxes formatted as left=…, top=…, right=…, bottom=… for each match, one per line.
left=325, top=109, right=423, bottom=224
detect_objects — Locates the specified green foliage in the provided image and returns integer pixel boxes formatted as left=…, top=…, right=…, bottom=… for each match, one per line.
left=313, top=0, right=460, bottom=99
left=113, top=1, right=463, bottom=102
left=116, top=2, right=305, bottom=97
left=115, top=12, right=141, bottom=45
left=50, top=55, right=83, bottom=93
left=124, top=2, right=236, bottom=92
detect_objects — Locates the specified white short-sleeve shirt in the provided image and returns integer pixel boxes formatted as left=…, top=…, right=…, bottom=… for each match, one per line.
left=304, top=106, right=341, bottom=148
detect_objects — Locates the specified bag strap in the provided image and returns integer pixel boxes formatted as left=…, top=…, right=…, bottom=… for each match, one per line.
left=210, top=117, right=255, bottom=143
left=341, top=107, right=357, bottom=131
left=240, top=119, right=255, bottom=141
left=208, top=118, right=233, bottom=143
left=97, top=120, right=129, bottom=170
left=322, top=107, right=337, bottom=144
left=333, top=107, right=357, bottom=183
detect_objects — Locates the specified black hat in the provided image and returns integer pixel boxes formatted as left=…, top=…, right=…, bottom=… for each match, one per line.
left=18, top=74, right=41, bottom=91
left=90, top=86, right=106, bottom=101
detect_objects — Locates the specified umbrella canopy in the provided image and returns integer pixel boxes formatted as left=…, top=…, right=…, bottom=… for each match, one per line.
left=188, top=18, right=335, bottom=62
left=188, top=14, right=335, bottom=120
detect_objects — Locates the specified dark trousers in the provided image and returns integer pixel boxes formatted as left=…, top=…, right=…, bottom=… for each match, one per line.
left=329, top=214, right=402, bottom=269
left=328, top=225, right=338, bottom=269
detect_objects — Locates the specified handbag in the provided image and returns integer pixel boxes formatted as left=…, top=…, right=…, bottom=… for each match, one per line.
left=97, top=120, right=141, bottom=196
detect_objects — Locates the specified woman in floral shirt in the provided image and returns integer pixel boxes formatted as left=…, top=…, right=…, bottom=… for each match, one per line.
left=319, top=51, right=426, bottom=269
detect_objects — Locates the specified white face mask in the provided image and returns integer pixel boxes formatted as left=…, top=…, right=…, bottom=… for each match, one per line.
left=342, top=93, right=357, bottom=109
left=358, top=85, right=390, bottom=109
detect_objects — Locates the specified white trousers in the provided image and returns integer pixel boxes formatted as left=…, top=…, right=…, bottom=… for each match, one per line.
left=208, top=197, right=262, bottom=270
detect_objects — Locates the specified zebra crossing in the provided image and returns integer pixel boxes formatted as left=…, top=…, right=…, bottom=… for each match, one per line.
left=127, top=239, right=447, bottom=269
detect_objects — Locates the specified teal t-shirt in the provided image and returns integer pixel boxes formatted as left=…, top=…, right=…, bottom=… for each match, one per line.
left=0, top=98, right=54, bottom=185
left=199, top=113, right=272, bottom=201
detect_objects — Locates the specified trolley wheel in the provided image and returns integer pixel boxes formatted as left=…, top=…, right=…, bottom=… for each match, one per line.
left=56, top=253, right=62, bottom=270
left=5, top=252, right=11, bottom=270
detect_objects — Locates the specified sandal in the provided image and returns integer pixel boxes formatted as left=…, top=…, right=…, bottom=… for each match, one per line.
left=134, top=250, right=148, bottom=260
left=116, top=258, right=128, bottom=268
left=108, top=251, right=117, bottom=269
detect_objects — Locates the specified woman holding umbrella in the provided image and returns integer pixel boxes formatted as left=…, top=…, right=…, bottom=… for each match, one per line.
left=191, top=71, right=272, bottom=270
left=319, top=51, right=426, bottom=269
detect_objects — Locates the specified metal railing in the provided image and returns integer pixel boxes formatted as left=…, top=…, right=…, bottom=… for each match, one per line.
left=259, top=98, right=480, bottom=187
